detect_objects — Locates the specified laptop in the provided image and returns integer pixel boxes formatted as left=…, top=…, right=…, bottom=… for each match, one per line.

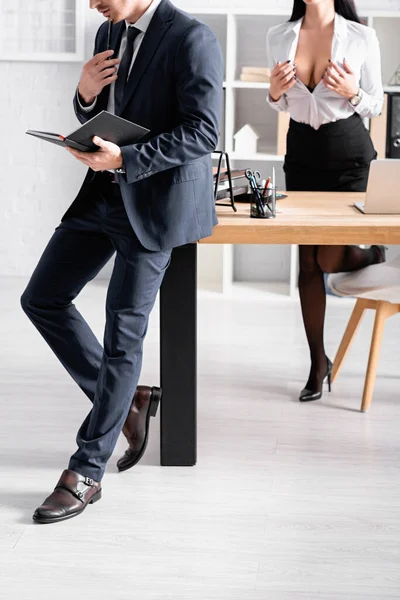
left=353, top=159, right=400, bottom=214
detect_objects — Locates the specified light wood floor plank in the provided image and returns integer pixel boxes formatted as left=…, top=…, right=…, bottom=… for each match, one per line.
left=1, top=277, right=399, bottom=599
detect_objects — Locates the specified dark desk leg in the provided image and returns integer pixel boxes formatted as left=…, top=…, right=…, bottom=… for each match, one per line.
left=160, top=243, right=197, bottom=466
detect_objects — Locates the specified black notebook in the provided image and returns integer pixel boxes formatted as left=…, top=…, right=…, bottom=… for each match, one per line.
left=26, top=110, right=150, bottom=152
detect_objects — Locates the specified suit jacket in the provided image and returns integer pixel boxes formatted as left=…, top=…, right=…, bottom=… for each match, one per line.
left=63, top=0, right=224, bottom=251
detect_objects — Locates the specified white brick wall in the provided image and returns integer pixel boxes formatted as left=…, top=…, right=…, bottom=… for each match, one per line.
left=0, top=8, right=103, bottom=276
left=0, top=0, right=399, bottom=276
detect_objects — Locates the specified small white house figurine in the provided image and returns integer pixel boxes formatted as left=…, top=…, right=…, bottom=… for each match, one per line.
left=233, top=124, right=259, bottom=155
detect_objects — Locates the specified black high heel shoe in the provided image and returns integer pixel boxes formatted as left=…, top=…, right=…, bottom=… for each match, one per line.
left=372, top=245, right=387, bottom=264
left=299, top=357, right=333, bottom=402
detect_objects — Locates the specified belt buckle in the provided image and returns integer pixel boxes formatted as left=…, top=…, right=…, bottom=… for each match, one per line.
left=100, top=171, right=118, bottom=184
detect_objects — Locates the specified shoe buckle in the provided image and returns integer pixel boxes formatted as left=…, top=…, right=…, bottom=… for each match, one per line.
left=76, top=490, right=84, bottom=500
left=85, top=477, right=94, bottom=487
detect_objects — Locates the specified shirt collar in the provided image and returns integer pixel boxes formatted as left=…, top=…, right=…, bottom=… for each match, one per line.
left=289, top=12, right=346, bottom=39
left=125, top=0, right=163, bottom=34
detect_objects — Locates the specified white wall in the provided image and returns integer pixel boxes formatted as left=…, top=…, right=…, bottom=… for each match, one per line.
left=0, top=7, right=103, bottom=276
left=0, top=0, right=399, bottom=278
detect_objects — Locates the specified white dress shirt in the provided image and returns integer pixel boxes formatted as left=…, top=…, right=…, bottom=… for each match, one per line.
left=78, top=0, right=163, bottom=114
left=266, top=13, right=384, bottom=130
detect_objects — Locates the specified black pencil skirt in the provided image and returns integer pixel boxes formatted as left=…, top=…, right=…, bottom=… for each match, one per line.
left=284, top=113, right=377, bottom=192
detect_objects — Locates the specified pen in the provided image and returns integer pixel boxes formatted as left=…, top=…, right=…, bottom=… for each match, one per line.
left=107, top=19, right=113, bottom=51
left=263, top=177, right=271, bottom=198
left=271, top=167, right=276, bottom=217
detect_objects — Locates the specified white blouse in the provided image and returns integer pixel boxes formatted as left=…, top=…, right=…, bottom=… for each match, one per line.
left=266, top=13, right=384, bottom=130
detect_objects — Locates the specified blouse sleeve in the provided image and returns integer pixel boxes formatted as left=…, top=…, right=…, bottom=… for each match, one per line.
left=266, top=29, right=289, bottom=112
left=352, top=29, right=384, bottom=119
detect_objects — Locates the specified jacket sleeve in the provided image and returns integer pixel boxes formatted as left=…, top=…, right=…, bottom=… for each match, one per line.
left=352, top=28, right=384, bottom=119
left=73, top=23, right=107, bottom=125
left=266, top=28, right=288, bottom=113
left=120, top=23, right=224, bottom=185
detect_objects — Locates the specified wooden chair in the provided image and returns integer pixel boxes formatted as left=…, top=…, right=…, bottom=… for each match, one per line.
left=327, top=257, right=400, bottom=412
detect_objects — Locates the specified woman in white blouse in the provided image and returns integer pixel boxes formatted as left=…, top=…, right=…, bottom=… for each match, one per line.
left=267, top=0, right=385, bottom=402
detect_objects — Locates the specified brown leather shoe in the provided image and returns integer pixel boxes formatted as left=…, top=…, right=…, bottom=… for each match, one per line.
left=117, top=385, right=162, bottom=472
left=33, top=469, right=102, bottom=524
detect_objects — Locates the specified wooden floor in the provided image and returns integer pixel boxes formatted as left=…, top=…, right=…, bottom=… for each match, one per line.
left=1, top=276, right=400, bottom=599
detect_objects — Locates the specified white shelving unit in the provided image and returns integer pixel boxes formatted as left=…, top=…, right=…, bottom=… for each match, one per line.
left=0, top=0, right=85, bottom=62
left=190, top=7, right=400, bottom=294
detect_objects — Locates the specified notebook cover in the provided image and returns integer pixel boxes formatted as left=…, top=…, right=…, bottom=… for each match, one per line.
left=26, top=111, right=150, bottom=153
left=67, top=111, right=150, bottom=151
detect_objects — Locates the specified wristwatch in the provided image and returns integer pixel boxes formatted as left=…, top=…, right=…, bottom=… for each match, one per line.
left=349, top=88, right=362, bottom=107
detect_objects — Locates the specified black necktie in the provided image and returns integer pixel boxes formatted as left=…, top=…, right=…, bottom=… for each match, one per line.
left=114, top=26, right=141, bottom=115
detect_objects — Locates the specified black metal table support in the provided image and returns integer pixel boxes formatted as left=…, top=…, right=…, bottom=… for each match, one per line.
left=159, top=243, right=197, bottom=466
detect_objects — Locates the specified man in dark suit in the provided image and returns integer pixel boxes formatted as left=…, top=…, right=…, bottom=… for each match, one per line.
left=21, top=0, right=223, bottom=524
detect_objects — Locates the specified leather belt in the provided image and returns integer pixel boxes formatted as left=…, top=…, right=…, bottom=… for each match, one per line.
left=99, top=171, right=119, bottom=184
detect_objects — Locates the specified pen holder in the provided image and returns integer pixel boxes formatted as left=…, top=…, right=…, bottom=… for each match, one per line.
left=250, top=186, right=276, bottom=219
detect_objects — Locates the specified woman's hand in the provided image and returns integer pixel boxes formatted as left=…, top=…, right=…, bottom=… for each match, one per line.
left=269, top=60, right=296, bottom=102
left=322, top=59, right=359, bottom=100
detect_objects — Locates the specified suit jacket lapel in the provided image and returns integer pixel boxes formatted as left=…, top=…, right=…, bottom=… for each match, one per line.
left=119, top=0, right=174, bottom=115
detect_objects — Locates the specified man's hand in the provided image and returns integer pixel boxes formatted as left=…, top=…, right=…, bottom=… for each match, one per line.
left=269, top=60, right=296, bottom=102
left=322, top=59, right=358, bottom=100
left=66, top=136, right=123, bottom=171
left=78, top=50, right=120, bottom=105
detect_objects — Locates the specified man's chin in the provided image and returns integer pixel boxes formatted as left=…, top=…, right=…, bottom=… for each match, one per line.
left=108, top=14, right=126, bottom=24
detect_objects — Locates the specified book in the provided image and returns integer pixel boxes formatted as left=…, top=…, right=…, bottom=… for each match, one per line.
left=242, top=66, right=271, bottom=75
left=240, top=73, right=270, bottom=83
left=26, top=110, right=149, bottom=152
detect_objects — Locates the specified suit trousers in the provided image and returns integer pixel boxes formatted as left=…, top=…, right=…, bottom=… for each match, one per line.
left=21, top=173, right=172, bottom=481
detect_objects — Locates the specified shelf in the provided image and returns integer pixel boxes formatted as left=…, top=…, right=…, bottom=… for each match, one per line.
left=212, top=151, right=284, bottom=161
left=200, top=5, right=400, bottom=296
left=178, top=6, right=400, bottom=18
left=230, top=281, right=293, bottom=299
left=229, top=81, right=270, bottom=89
left=383, top=85, right=400, bottom=92
left=223, top=84, right=399, bottom=96
left=230, top=153, right=284, bottom=161
left=224, top=82, right=399, bottom=92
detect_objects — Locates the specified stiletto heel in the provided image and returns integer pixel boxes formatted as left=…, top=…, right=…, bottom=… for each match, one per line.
left=326, top=357, right=332, bottom=393
left=299, top=356, right=333, bottom=402
left=372, top=245, right=387, bottom=264
left=149, top=387, right=162, bottom=417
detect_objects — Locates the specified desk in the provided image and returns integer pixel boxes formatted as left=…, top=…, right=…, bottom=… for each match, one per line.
left=159, top=192, right=400, bottom=466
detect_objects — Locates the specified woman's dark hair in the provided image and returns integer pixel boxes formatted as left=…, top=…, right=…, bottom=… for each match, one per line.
left=289, top=0, right=361, bottom=23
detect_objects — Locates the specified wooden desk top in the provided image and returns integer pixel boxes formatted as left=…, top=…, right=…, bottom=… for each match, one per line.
left=200, top=192, right=400, bottom=245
